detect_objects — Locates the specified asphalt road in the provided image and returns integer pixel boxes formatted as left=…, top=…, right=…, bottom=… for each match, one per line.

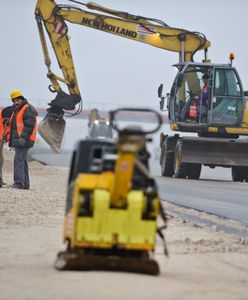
left=156, top=176, right=248, bottom=226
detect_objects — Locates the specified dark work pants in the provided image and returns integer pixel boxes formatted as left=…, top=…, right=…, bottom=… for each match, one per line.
left=14, top=147, right=30, bottom=189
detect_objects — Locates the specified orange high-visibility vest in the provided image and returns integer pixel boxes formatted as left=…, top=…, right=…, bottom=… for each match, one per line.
left=0, top=110, right=10, bottom=142
left=189, top=102, right=197, bottom=118
left=10, top=104, right=37, bottom=141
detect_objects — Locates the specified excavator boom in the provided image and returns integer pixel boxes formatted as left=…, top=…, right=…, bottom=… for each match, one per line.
left=35, top=0, right=210, bottom=152
left=57, top=3, right=210, bottom=61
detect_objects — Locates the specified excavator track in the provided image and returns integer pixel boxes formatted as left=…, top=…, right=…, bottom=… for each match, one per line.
left=54, top=250, right=160, bottom=275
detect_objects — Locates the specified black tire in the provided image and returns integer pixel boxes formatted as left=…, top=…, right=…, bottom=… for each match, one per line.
left=187, top=163, right=202, bottom=180
left=231, top=166, right=248, bottom=182
left=161, top=140, right=174, bottom=177
left=174, top=140, right=187, bottom=178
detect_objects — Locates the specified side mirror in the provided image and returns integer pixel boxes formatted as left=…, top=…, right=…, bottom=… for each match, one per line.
left=158, top=84, right=163, bottom=97
left=160, top=97, right=165, bottom=111
left=157, top=84, right=169, bottom=111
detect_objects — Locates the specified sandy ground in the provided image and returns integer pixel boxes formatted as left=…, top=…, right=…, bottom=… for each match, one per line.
left=0, top=147, right=248, bottom=300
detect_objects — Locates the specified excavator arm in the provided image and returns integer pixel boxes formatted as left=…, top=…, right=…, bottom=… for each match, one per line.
left=35, top=0, right=211, bottom=152
left=35, top=0, right=82, bottom=152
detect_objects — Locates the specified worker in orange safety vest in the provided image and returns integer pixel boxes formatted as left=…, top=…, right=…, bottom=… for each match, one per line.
left=189, top=102, right=197, bottom=119
left=189, top=73, right=209, bottom=122
left=8, top=89, right=38, bottom=190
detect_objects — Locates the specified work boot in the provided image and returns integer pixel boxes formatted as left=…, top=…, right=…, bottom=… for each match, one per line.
left=9, top=184, right=25, bottom=189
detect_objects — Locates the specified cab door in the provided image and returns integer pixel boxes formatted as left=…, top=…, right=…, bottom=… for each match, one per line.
left=209, top=68, right=244, bottom=126
left=170, top=64, right=210, bottom=124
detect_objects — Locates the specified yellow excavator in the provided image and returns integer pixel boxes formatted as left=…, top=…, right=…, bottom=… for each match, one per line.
left=35, top=0, right=248, bottom=181
left=35, top=0, right=210, bottom=153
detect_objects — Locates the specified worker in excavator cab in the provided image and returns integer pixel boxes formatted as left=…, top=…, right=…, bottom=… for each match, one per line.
left=8, top=89, right=38, bottom=190
left=190, top=73, right=209, bottom=123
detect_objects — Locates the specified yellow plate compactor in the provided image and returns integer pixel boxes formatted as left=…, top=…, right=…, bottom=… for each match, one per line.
left=54, top=108, right=168, bottom=275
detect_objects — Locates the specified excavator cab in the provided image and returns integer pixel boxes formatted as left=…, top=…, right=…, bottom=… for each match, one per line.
left=158, top=63, right=248, bottom=180
left=164, top=62, right=245, bottom=132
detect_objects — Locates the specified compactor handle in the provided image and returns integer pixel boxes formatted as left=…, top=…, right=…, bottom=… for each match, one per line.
left=110, top=107, right=162, bottom=135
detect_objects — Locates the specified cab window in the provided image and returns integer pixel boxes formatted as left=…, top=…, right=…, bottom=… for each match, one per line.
left=214, top=69, right=241, bottom=97
left=210, top=68, right=243, bottom=126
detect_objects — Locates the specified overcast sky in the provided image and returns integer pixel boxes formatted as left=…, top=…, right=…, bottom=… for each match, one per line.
left=1, top=0, right=248, bottom=110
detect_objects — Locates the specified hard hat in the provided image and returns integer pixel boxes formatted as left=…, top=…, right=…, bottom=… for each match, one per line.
left=10, top=89, right=23, bottom=100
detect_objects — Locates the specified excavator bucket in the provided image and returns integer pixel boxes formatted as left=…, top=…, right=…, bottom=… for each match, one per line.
left=38, top=113, right=65, bottom=153
left=37, top=92, right=81, bottom=153
left=54, top=250, right=160, bottom=275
